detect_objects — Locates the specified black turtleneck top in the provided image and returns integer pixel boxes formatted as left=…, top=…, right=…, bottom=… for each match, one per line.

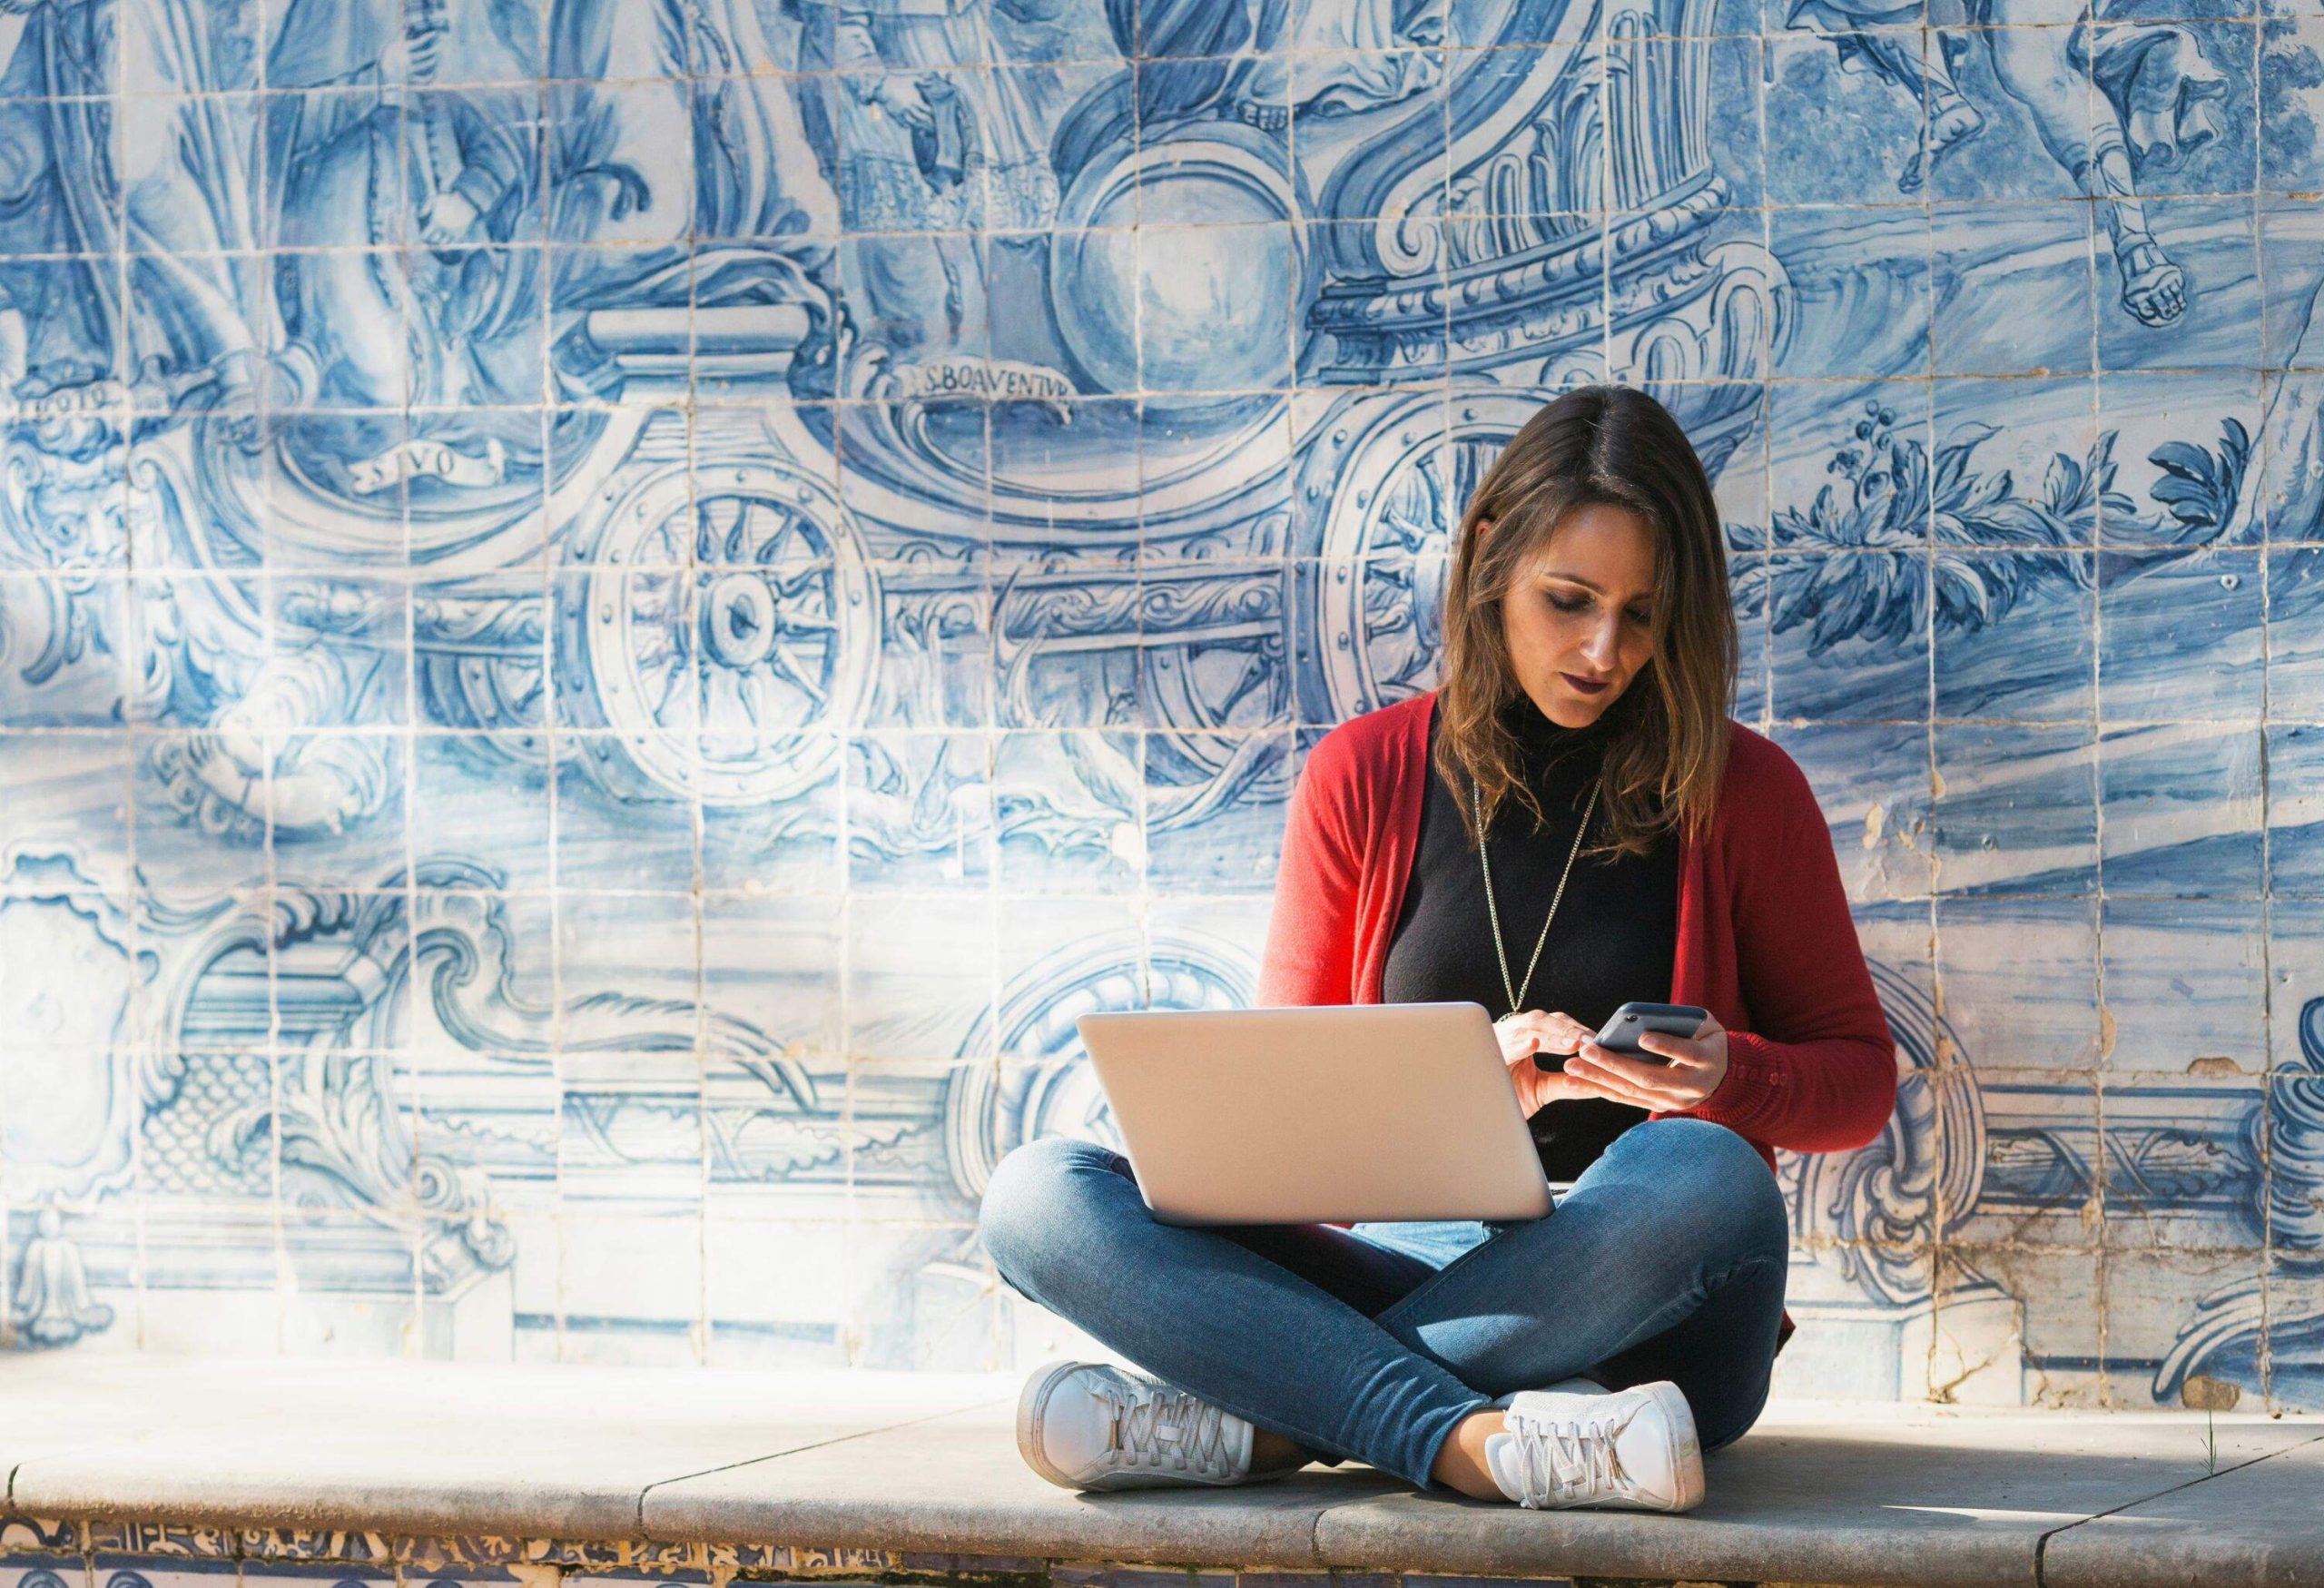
left=1381, top=692, right=1681, bottom=1183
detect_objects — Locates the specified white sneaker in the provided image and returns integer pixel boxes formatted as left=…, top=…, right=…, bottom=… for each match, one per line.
left=1492, top=1376, right=1606, bottom=1408
left=1483, top=1379, right=1704, bottom=1512
left=1015, top=1360, right=1258, bottom=1490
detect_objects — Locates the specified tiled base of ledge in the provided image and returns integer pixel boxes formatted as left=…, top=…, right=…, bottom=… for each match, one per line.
left=2, top=1525, right=1756, bottom=1588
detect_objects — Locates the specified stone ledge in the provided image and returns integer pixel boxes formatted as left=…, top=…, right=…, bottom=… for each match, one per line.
left=2, top=1355, right=2319, bottom=1588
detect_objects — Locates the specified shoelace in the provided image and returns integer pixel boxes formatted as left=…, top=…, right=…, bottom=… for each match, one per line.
left=1096, top=1384, right=1239, bottom=1478
left=1508, top=1411, right=1628, bottom=1504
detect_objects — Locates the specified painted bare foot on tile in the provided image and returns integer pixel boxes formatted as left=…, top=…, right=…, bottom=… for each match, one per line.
left=2116, top=236, right=2190, bottom=328
left=1898, top=93, right=1984, bottom=195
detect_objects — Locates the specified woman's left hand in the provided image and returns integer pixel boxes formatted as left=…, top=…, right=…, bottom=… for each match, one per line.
left=1561, top=1011, right=1730, bottom=1112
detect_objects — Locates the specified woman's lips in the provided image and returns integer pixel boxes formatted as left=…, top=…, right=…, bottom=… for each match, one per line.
left=1561, top=672, right=1613, bottom=695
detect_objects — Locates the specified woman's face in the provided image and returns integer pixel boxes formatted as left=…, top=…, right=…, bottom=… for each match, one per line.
left=1497, top=501, right=1660, bottom=729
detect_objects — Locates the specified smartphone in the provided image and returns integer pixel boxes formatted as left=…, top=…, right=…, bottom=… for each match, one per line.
left=1593, top=1001, right=1710, bottom=1065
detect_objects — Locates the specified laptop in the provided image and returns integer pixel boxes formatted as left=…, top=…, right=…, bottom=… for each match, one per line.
left=1074, top=1001, right=1554, bottom=1226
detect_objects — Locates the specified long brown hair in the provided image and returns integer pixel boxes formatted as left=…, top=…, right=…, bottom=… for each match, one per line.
left=1433, top=385, right=1738, bottom=857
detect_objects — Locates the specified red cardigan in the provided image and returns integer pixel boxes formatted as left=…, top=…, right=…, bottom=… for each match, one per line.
left=1256, top=691, right=1900, bottom=1347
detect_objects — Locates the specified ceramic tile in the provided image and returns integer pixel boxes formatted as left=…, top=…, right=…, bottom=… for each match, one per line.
left=696, top=733, right=844, bottom=894
left=556, top=890, right=699, bottom=1016
left=553, top=1202, right=707, bottom=1366
left=1135, top=565, right=1295, bottom=731
left=1144, top=731, right=1295, bottom=893
left=990, top=729, right=1143, bottom=895
left=2098, top=723, right=2266, bottom=895
left=1923, top=28, right=2084, bottom=202
left=2266, top=896, right=2324, bottom=1069
left=699, top=891, right=842, bottom=1056
left=2264, top=202, right=2324, bottom=385
left=1954, top=1070, right=2104, bottom=1247
left=992, top=896, right=1145, bottom=1060
left=2270, top=733, right=2324, bottom=906
left=2099, top=896, right=2268, bottom=1073
left=1935, top=553, right=2096, bottom=723
left=2096, top=1071, right=2268, bottom=1254
left=1774, top=723, right=1935, bottom=900
left=2094, top=199, right=2262, bottom=378
left=1770, top=381, right=1932, bottom=528
left=0, top=735, right=132, bottom=893
left=1949, top=1245, right=2109, bottom=1406
left=847, top=732, right=996, bottom=891
left=846, top=893, right=999, bottom=1064
left=2094, top=369, right=2265, bottom=552
left=2102, top=1241, right=2270, bottom=1412
left=1768, top=553, right=1933, bottom=723
left=2269, top=547, right=2324, bottom=719
left=2100, top=551, right=2264, bottom=723
left=0, top=583, right=124, bottom=729
left=411, top=733, right=552, bottom=891
left=702, top=1217, right=850, bottom=1370
left=1932, top=199, right=2097, bottom=379
left=84, top=1562, right=239, bottom=1588
left=1933, top=724, right=2101, bottom=894
left=1937, top=895, right=2102, bottom=1071
left=1763, top=35, right=1925, bottom=208
left=845, top=1218, right=1008, bottom=1372
left=1767, top=229, right=1932, bottom=387
left=0, top=1557, right=84, bottom=1588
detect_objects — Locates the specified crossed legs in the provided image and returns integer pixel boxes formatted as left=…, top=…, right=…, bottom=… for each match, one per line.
left=978, top=1116, right=1791, bottom=1491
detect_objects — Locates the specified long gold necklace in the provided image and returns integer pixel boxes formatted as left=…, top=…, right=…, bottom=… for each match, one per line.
left=1469, top=776, right=1600, bottom=1020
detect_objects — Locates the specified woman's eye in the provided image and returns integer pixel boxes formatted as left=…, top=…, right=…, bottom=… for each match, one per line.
left=1625, top=607, right=1652, bottom=626
left=1546, top=591, right=1590, bottom=614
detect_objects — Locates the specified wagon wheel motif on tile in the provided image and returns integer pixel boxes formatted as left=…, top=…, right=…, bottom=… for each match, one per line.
left=941, top=931, right=1251, bottom=1205
left=557, top=461, right=878, bottom=805
left=1298, top=390, right=1541, bottom=719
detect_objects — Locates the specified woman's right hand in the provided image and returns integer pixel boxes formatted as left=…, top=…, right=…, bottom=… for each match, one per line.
left=1492, top=1009, right=1603, bottom=1117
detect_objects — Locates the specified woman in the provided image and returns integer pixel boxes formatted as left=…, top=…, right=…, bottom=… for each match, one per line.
left=977, top=386, right=1897, bottom=1512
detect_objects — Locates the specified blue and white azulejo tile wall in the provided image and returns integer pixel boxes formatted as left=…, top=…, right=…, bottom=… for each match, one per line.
left=0, top=0, right=2318, bottom=1410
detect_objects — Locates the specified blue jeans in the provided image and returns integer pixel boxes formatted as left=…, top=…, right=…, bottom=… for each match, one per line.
left=978, top=1116, right=1790, bottom=1490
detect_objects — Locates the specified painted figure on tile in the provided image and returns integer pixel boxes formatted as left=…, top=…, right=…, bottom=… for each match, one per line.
left=9, top=1206, right=113, bottom=1346
left=399, top=0, right=544, bottom=418
left=787, top=0, right=1061, bottom=374
left=1787, top=0, right=2226, bottom=327
left=0, top=2, right=98, bottom=381
left=1779, top=0, right=1983, bottom=195
left=1054, top=0, right=1439, bottom=180
left=1241, top=0, right=1443, bottom=124
left=1139, top=0, right=1440, bottom=128
left=269, top=0, right=434, bottom=408
left=546, top=0, right=692, bottom=249
left=264, top=0, right=832, bottom=462
left=0, top=0, right=265, bottom=408
left=537, top=0, right=841, bottom=397
left=265, top=0, right=545, bottom=494
left=0, top=0, right=114, bottom=402
left=112, top=0, right=269, bottom=404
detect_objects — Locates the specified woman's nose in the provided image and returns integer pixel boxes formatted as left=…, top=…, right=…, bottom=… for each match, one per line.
left=1581, top=616, right=1621, bottom=668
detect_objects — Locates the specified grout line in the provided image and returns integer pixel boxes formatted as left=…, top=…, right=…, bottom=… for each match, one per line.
left=2031, top=1428, right=2324, bottom=1587
left=628, top=1394, right=1016, bottom=1536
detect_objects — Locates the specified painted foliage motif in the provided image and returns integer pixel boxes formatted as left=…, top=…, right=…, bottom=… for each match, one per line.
left=0, top=0, right=2319, bottom=1408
